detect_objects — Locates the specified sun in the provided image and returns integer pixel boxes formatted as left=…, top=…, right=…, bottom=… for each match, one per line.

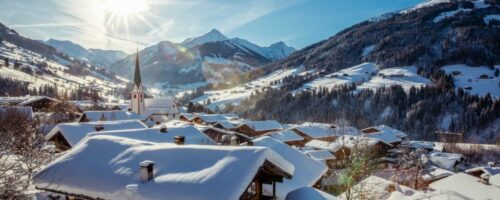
left=104, top=0, right=149, bottom=16
left=103, top=0, right=151, bottom=38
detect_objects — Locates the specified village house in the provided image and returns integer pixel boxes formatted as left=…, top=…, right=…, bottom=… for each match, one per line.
left=33, top=135, right=293, bottom=200
left=17, top=96, right=59, bottom=112
left=303, top=150, right=337, bottom=169
left=89, top=123, right=217, bottom=145
left=429, top=173, right=500, bottom=199
left=190, top=113, right=238, bottom=125
left=213, top=119, right=246, bottom=130
left=45, top=120, right=147, bottom=151
left=267, top=129, right=306, bottom=146
left=193, top=125, right=251, bottom=145
left=235, top=120, right=283, bottom=137
left=179, top=113, right=197, bottom=122
left=464, top=165, right=500, bottom=179
left=291, top=122, right=360, bottom=144
left=78, top=110, right=131, bottom=122
left=428, top=152, right=465, bottom=171
left=253, top=137, right=328, bottom=200
left=361, top=125, right=407, bottom=146
left=436, top=131, right=464, bottom=143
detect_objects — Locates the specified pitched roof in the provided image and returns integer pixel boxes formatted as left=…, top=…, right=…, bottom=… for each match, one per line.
left=268, top=129, right=304, bottom=143
left=238, top=120, right=283, bottom=132
left=33, top=135, right=294, bottom=200
left=305, top=135, right=387, bottom=152
left=18, top=96, right=59, bottom=106
left=362, top=125, right=407, bottom=138
left=429, top=173, right=500, bottom=200
left=294, top=123, right=359, bottom=139
left=422, top=166, right=455, bottom=182
left=142, top=98, right=180, bottom=119
left=88, top=125, right=216, bottom=145
left=464, top=166, right=500, bottom=177
left=253, top=137, right=327, bottom=200
left=303, top=150, right=336, bottom=161
left=80, top=110, right=131, bottom=122
left=45, top=120, right=147, bottom=147
left=429, top=152, right=464, bottom=170
left=213, top=119, right=246, bottom=129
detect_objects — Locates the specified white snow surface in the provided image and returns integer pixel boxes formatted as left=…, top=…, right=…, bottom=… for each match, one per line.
left=433, top=8, right=472, bottom=23
left=303, top=150, right=336, bottom=161
left=268, top=129, right=304, bottom=143
left=182, top=29, right=229, bottom=48
left=484, top=15, right=500, bottom=25
left=362, top=45, right=376, bottom=57
left=357, top=66, right=430, bottom=92
left=80, top=110, right=131, bottom=122
left=429, top=152, right=464, bottom=170
left=442, top=64, right=500, bottom=97
left=429, top=173, right=500, bottom=200
left=33, top=135, right=294, bottom=200
left=87, top=125, right=217, bottom=145
left=45, top=120, right=147, bottom=147
left=285, top=187, right=338, bottom=200
left=339, top=175, right=421, bottom=200
left=253, top=137, right=328, bottom=200
left=422, top=166, right=455, bottom=182
left=238, top=120, right=283, bottom=132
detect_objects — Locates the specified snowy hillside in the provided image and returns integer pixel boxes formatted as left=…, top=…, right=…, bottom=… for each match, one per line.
left=442, top=64, right=500, bottom=97
left=45, top=39, right=127, bottom=68
left=192, top=66, right=306, bottom=110
left=0, top=25, right=126, bottom=99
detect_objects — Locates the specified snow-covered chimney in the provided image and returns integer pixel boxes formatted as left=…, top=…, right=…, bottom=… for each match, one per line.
left=159, top=125, right=168, bottom=133
left=140, top=160, right=155, bottom=182
left=94, top=124, right=104, bottom=131
left=230, top=136, right=239, bottom=146
left=174, top=135, right=185, bottom=145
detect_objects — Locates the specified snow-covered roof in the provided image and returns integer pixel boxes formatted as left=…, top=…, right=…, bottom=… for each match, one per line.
left=305, top=136, right=388, bottom=152
left=303, top=150, right=336, bottom=161
left=238, top=120, right=283, bottom=132
left=213, top=119, right=246, bottom=129
left=408, top=141, right=435, bottom=150
left=465, top=166, right=500, bottom=176
left=429, top=173, right=500, bottom=200
left=285, top=187, right=338, bottom=200
left=18, top=96, right=58, bottom=106
left=365, top=132, right=402, bottom=145
left=339, top=175, right=421, bottom=200
left=142, top=98, right=180, bottom=119
left=294, top=123, right=359, bottom=139
left=429, top=152, right=464, bottom=170
left=194, top=114, right=236, bottom=124
left=253, top=137, right=327, bottom=200
left=0, top=106, right=33, bottom=119
left=268, top=129, right=304, bottom=143
left=45, top=120, right=147, bottom=147
left=362, top=125, right=407, bottom=138
left=80, top=110, right=131, bottom=122
left=490, top=174, right=500, bottom=187
left=88, top=125, right=216, bottom=145
left=33, top=135, right=294, bottom=200
left=422, top=166, right=455, bottom=182
left=180, top=113, right=197, bottom=121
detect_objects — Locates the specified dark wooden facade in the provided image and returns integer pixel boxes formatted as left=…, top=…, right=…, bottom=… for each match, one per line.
left=235, top=125, right=280, bottom=138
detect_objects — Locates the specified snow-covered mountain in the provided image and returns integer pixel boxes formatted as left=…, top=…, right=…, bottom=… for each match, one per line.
left=45, top=39, right=127, bottom=68
left=108, top=29, right=295, bottom=86
left=231, top=38, right=296, bottom=60
left=0, top=23, right=126, bottom=98
left=182, top=29, right=229, bottom=48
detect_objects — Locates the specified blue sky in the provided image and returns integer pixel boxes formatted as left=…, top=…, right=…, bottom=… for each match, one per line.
left=0, top=0, right=422, bottom=53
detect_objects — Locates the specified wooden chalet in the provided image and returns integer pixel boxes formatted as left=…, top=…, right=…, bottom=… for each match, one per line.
left=18, top=96, right=59, bottom=112
left=436, top=131, right=464, bottom=143
left=235, top=120, right=283, bottom=137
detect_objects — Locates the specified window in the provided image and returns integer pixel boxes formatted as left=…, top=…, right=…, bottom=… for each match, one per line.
left=133, top=94, right=137, bottom=99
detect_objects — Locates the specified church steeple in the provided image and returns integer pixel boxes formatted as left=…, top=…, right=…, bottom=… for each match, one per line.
left=131, top=45, right=145, bottom=115
left=133, top=46, right=142, bottom=88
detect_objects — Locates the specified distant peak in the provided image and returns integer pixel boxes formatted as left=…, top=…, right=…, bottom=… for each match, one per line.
left=182, top=28, right=229, bottom=47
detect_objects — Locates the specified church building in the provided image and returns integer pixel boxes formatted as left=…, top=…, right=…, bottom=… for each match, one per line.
left=130, top=48, right=180, bottom=125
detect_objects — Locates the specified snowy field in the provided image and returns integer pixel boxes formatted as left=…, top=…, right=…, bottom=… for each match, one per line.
left=357, top=66, right=431, bottom=92
left=442, top=64, right=500, bottom=97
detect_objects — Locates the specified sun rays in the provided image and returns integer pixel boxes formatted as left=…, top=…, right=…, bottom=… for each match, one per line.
left=103, top=0, right=153, bottom=39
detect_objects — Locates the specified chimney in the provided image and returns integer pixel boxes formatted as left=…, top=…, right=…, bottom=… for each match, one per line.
left=159, top=125, right=168, bottom=133
left=94, top=124, right=104, bottom=131
left=230, top=136, right=239, bottom=146
left=174, top=135, right=185, bottom=145
left=139, top=160, right=155, bottom=182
